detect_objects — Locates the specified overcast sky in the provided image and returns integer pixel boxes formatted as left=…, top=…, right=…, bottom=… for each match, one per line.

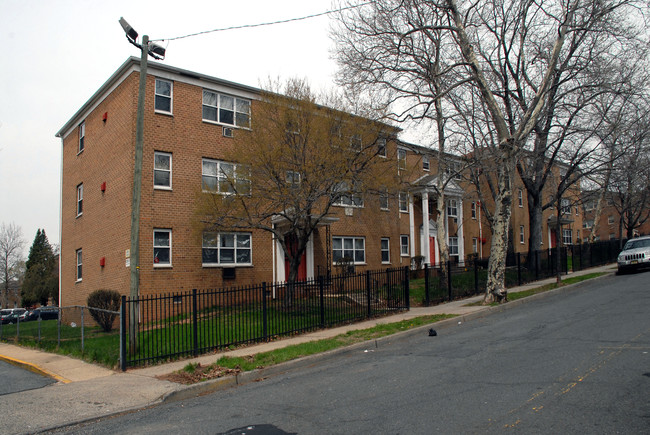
left=0, top=0, right=359, bottom=257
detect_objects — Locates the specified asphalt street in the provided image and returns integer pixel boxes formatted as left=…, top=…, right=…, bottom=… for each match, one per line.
left=50, top=271, right=650, bottom=434
left=0, top=360, right=56, bottom=396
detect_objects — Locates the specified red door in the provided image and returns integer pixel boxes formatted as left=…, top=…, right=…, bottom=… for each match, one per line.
left=284, top=234, right=307, bottom=281
left=550, top=230, right=557, bottom=248
left=429, top=236, right=436, bottom=265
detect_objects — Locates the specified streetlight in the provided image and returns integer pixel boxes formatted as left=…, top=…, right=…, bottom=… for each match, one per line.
left=119, top=18, right=166, bottom=355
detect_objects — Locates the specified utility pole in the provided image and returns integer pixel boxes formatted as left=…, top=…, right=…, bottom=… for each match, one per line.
left=119, top=18, right=165, bottom=353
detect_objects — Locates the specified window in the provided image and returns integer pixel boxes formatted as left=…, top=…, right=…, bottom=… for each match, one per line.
left=562, top=229, right=572, bottom=245
left=399, top=192, right=408, bottom=212
left=333, top=182, right=363, bottom=207
left=445, top=161, right=462, bottom=180
left=286, top=171, right=301, bottom=187
left=154, top=79, right=172, bottom=113
left=377, top=138, right=386, bottom=157
left=333, top=236, right=365, bottom=264
left=202, top=232, right=252, bottom=266
left=76, top=249, right=82, bottom=281
left=381, top=238, right=390, bottom=263
left=76, top=184, right=83, bottom=216
left=78, top=122, right=85, bottom=154
left=575, top=206, right=579, bottom=216
left=472, top=238, right=478, bottom=254
left=154, top=152, right=172, bottom=189
left=379, top=190, right=389, bottom=210
left=202, top=90, right=251, bottom=128
left=447, top=199, right=458, bottom=217
left=518, top=190, right=523, bottom=207
left=561, top=199, right=571, bottom=215
left=608, top=215, right=614, bottom=225
left=202, top=159, right=251, bottom=195
left=397, top=148, right=407, bottom=170
left=609, top=233, right=615, bottom=240
left=400, top=235, right=409, bottom=256
left=583, top=220, right=593, bottom=229
left=153, top=229, right=171, bottom=266
left=520, top=225, right=525, bottom=244
left=422, top=155, right=430, bottom=171
left=471, top=202, right=476, bottom=219
left=448, top=236, right=459, bottom=256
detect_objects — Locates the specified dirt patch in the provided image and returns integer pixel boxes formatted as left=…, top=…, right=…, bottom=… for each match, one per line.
left=157, top=363, right=242, bottom=385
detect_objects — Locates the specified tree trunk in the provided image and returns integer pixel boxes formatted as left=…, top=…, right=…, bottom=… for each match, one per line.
left=527, top=191, right=543, bottom=272
left=484, top=168, right=512, bottom=304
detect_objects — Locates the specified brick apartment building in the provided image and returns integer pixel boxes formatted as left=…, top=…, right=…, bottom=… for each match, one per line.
left=55, top=57, right=582, bottom=307
left=581, top=191, right=650, bottom=242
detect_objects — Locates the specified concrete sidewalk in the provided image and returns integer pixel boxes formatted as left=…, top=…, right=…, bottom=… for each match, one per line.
left=0, top=264, right=616, bottom=434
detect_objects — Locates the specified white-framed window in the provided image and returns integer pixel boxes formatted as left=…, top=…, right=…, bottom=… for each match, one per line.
left=78, top=122, right=85, bottom=154
left=447, top=199, right=458, bottom=217
left=153, top=229, right=172, bottom=266
left=518, top=189, right=523, bottom=207
left=286, top=171, right=301, bottom=187
left=381, top=238, right=390, bottom=264
left=202, top=159, right=251, bottom=195
left=154, top=78, right=172, bottom=114
left=202, top=232, right=252, bottom=266
left=202, top=90, right=251, bottom=128
left=377, top=138, right=386, bottom=157
left=400, top=235, right=409, bottom=256
left=333, top=236, right=365, bottom=264
left=398, top=192, right=408, bottom=212
left=562, top=229, right=572, bottom=245
left=397, top=148, right=407, bottom=170
left=609, top=233, right=615, bottom=240
left=448, top=236, right=459, bottom=256
left=471, top=201, right=476, bottom=219
left=76, top=183, right=83, bottom=217
left=445, top=161, right=462, bottom=180
left=333, top=181, right=363, bottom=207
left=422, top=155, right=430, bottom=171
left=379, top=190, right=389, bottom=211
left=76, top=248, right=82, bottom=281
left=608, top=215, right=614, bottom=225
left=472, top=238, right=478, bottom=254
left=561, top=199, right=571, bottom=215
left=154, top=152, right=172, bottom=189
left=520, top=225, right=525, bottom=244
left=575, top=206, right=579, bottom=216
left=583, top=220, right=593, bottom=229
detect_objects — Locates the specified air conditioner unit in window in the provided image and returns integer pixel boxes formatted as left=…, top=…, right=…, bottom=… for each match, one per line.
left=223, top=127, right=234, bottom=138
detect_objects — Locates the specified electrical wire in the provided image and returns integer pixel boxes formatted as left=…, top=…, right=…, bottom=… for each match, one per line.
left=151, top=1, right=373, bottom=43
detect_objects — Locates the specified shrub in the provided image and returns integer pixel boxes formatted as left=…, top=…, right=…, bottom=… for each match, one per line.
left=87, top=289, right=121, bottom=332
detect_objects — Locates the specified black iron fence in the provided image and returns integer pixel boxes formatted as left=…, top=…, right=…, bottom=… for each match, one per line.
left=418, top=240, right=622, bottom=306
left=121, top=267, right=410, bottom=369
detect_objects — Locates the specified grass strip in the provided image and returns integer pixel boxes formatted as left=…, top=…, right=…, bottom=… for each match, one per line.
left=185, top=314, right=457, bottom=375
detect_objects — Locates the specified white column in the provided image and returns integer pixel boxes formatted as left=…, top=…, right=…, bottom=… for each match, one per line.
left=409, top=194, right=416, bottom=258
left=306, top=234, right=314, bottom=279
left=457, top=197, right=465, bottom=265
left=421, top=192, right=430, bottom=264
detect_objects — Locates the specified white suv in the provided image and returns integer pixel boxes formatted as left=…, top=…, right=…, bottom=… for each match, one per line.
left=617, top=236, right=650, bottom=274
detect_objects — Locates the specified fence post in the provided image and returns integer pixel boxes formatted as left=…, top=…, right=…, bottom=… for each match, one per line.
left=474, top=258, right=478, bottom=295
left=366, top=270, right=372, bottom=318
left=404, top=266, right=410, bottom=310
left=262, top=282, right=268, bottom=341
left=192, top=289, right=198, bottom=357
left=517, top=253, right=522, bottom=286
left=447, top=261, right=452, bottom=302
left=121, top=296, right=127, bottom=371
left=424, top=263, right=430, bottom=306
left=319, top=276, right=325, bottom=328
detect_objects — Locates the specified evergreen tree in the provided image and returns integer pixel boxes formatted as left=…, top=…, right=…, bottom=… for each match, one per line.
left=21, top=229, right=58, bottom=306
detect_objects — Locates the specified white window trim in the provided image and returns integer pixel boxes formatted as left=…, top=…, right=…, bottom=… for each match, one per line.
left=397, top=148, right=407, bottom=171
left=562, top=229, right=573, bottom=245
left=202, top=158, right=251, bottom=195
left=333, top=182, right=364, bottom=208
left=422, top=155, right=430, bottom=171
left=202, top=232, right=253, bottom=267
left=76, top=248, right=82, bottom=282
left=518, top=190, right=523, bottom=207
left=76, top=183, right=83, bottom=217
left=447, top=199, right=458, bottom=217
left=377, top=138, right=387, bottom=158
left=78, top=122, right=85, bottom=155
left=379, top=190, right=389, bottom=211
left=153, top=229, right=172, bottom=267
left=400, top=235, right=409, bottom=257
left=398, top=192, right=408, bottom=213
left=471, top=202, right=476, bottom=219
left=472, top=238, right=478, bottom=254
left=381, top=238, right=391, bottom=264
left=332, top=236, right=366, bottom=265
left=520, top=225, right=525, bottom=244
left=202, top=89, right=251, bottom=128
left=154, top=151, right=172, bottom=190
left=154, top=78, right=173, bottom=115
left=448, top=236, right=459, bottom=256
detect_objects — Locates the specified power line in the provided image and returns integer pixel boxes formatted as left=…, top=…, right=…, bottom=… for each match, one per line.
left=151, top=2, right=373, bottom=43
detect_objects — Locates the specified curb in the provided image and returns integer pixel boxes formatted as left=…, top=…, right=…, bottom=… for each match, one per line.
left=0, top=354, right=70, bottom=384
left=160, top=270, right=615, bottom=403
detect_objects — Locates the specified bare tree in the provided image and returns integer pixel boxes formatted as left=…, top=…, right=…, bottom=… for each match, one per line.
left=0, top=222, right=25, bottom=308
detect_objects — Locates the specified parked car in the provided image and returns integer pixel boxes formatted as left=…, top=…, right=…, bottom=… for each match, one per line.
left=617, top=236, right=650, bottom=274
left=23, top=307, right=60, bottom=321
left=0, top=308, right=27, bottom=325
